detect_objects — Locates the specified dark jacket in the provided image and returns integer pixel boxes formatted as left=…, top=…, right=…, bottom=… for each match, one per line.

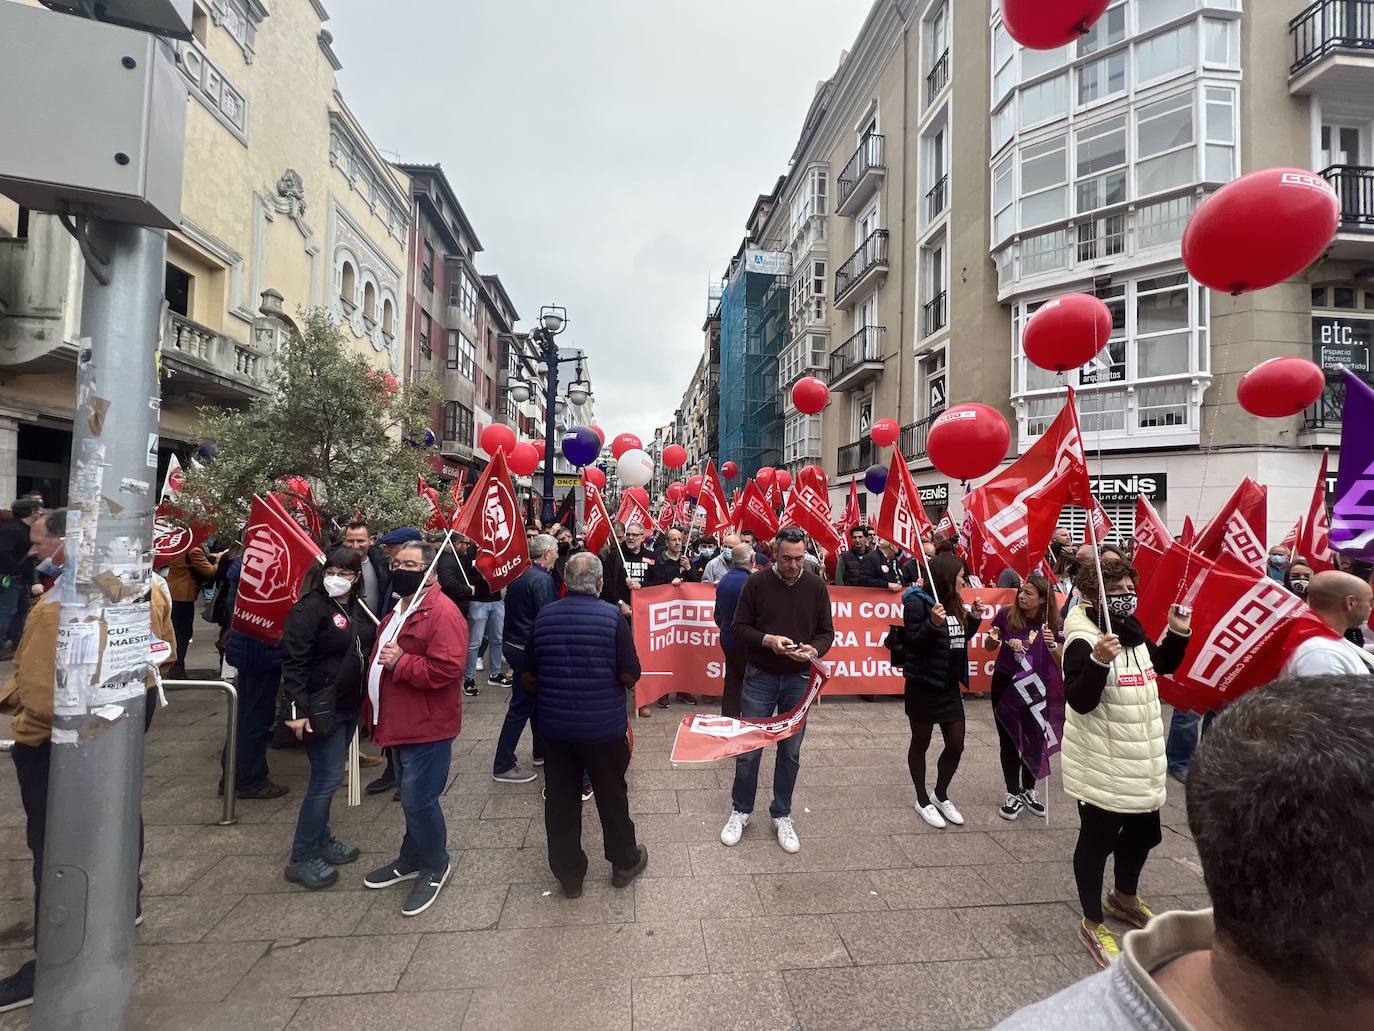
left=527, top=593, right=639, bottom=742
left=837, top=547, right=866, bottom=587
left=503, top=564, right=558, bottom=655
left=0, top=518, right=32, bottom=581
left=620, top=543, right=655, bottom=588
left=856, top=549, right=902, bottom=589
left=436, top=548, right=475, bottom=618
left=713, top=566, right=749, bottom=653
left=366, top=584, right=468, bottom=747
left=600, top=543, right=631, bottom=609
left=280, top=590, right=377, bottom=736
left=901, top=586, right=980, bottom=693
left=646, top=549, right=690, bottom=587
left=225, top=627, right=284, bottom=675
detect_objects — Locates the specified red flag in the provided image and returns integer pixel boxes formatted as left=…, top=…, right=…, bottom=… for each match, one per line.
left=1181, top=515, right=1197, bottom=547
left=614, top=490, right=653, bottom=530
left=957, top=506, right=997, bottom=585
left=1281, top=520, right=1300, bottom=551
left=1134, top=495, right=1171, bottom=558
left=161, top=454, right=184, bottom=501
left=451, top=449, right=530, bottom=590
left=582, top=482, right=614, bottom=556
left=231, top=494, right=324, bottom=643
left=153, top=502, right=211, bottom=562
left=670, top=661, right=828, bottom=763
left=699, top=459, right=732, bottom=536
left=274, top=475, right=321, bottom=538
left=933, top=510, right=958, bottom=541
left=732, top=479, right=780, bottom=541
left=1297, top=451, right=1334, bottom=572
left=764, top=474, right=783, bottom=511
left=782, top=466, right=843, bottom=555
left=872, top=447, right=933, bottom=555
left=1193, top=478, right=1268, bottom=573
left=836, top=478, right=861, bottom=538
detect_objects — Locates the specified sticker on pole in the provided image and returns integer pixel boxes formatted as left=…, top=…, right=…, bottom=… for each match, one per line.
left=96, top=602, right=154, bottom=703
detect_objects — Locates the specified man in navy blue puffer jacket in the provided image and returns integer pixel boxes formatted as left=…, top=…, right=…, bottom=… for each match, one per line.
left=526, top=551, right=647, bottom=897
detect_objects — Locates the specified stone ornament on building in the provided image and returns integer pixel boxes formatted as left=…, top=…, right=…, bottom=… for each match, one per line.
left=276, top=169, right=306, bottom=219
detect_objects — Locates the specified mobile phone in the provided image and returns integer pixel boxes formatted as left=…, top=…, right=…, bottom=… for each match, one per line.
left=1172, top=605, right=1192, bottom=618
left=785, top=643, right=802, bottom=651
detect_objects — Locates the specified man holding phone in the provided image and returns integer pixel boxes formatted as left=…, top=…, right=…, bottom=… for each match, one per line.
left=720, top=526, right=835, bottom=855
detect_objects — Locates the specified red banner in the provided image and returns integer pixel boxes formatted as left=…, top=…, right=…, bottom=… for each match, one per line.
left=452, top=449, right=529, bottom=591
left=631, top=584, right=1018, bottom=707
left=231, top=494, right=324, bottom=643
left=671, top=660, right=829, bottom=763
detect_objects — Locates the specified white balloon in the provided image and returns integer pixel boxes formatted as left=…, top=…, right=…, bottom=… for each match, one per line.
left=616, top=448, right=654, bottom=488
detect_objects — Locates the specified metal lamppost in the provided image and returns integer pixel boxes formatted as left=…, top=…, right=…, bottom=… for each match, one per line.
left=507, top=304, right=592, bottom=524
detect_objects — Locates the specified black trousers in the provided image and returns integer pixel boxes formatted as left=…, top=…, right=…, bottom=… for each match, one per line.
left=989, top=672, right=1037, bottom=793
left=1073, top=800, right=1162, bottom=923
left=169, top=599, right=196, bottom=672
left=722, top=648, right=746, bottom=718
left=542, top=735, right=638, bottom=886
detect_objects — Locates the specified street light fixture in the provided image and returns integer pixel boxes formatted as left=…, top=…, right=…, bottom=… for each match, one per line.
left=566, top=378, right=591, bottom=406
left=508, top=378, right=531, bottom=403
left=527, top=303, right=591, bottom=524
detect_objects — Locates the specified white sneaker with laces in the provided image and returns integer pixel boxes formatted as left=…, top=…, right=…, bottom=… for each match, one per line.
left=936, top=797, right=965, bottom=826
left=916, top=803, right=947, bottom=829
left=772, top=816, right=800, bottom=854
left=720, top=810, right=750, bottom=847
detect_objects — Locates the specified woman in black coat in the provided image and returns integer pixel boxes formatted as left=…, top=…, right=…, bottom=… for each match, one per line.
left=902, top=553, right=986, bottom=831
left=280, top=547, right=377, bottom=889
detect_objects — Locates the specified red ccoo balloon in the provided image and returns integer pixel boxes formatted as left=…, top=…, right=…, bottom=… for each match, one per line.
left=583, top=466, right=606, bottom=489
left=1023, top=293, right=1113, bottom=373
left=662, top=443, right=687, bottom=469
left=776, top=470, right=792, bottom=491
left=479, top=422, right=517, bottom=456
left=666, top=481, right=686, bottom=502
left=1001, top=0, right=1110, bottom=49
left=610, top=432, right=643, bottom=460
left=507, top=441, right=540, bottom=477
left=721, top=461, right=740, bottom=480
left=1236, top=356, right=1327, bottom=417
left=870, top=418, right=900, bottom=448
left=927, top=404, right=1011, bottom=481
left=791, top=376, right=830, bottom=415
left=1183, top=168, right=1341, bottom=295
left=686, top=474, right=705, bottom=497
left=756, top=467, right=776, bottom=486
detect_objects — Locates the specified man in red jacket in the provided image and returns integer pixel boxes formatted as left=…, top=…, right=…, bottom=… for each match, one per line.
left=361, top=541, right=468, bottom=917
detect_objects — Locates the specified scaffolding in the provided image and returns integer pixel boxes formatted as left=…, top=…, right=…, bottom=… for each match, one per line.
left=718, top=253, right=787, bottom=478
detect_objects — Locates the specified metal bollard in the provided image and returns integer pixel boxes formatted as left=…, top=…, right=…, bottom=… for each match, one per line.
left=160, top=680, right=240, bottom=826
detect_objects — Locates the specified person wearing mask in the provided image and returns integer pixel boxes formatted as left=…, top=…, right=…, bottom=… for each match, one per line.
left=1283, top=558, right=1313, bottom=598
left=1060, top=555, right=1192, bottom=968
left=1279, top=569, right=1374, bottom=677
left=525, top=552, right=648, bottom=897
left=0, top=498, right=42, bottom=660
left=279, top=548, right=378, bottom=889
left=984, top=574, right=1060, bottom=820
left=376, top=527, right=424, bottom=616
left=713, top=543, right=754, bottom=718
left=493, top=533, right=559, bottom=784
left=686, top=535, right=718, bottom=583
left=551, top=525, right=575, bottom=594
left=645, top=527, right=696, bottom=706
left=702, top=533, right=740, bottom=584
left=857, top=538, right=904, bottom=592
left=902, top=553, right=986, bottom=829
left=362, top=541, right=468, bottom=917
left=369, top=531, right=432, bottom=797
left=721, top=527, right=835, bottom=855
left=1266, top=544, right=1291, bottom=583
left=997, top=675, right=1374, bottom=1031
left=836, top=526, right=870, bottom=587
left=341, top=520, right=389, bottom=617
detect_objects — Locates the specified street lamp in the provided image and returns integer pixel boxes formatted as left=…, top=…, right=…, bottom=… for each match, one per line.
left=527, top=303, right=593, bottom=524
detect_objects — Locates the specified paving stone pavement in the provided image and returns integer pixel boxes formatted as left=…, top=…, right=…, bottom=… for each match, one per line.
left=0, top=640, right=1208, bottom=1030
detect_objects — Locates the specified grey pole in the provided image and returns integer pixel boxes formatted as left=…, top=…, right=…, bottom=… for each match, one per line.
left=33, top=219, right=166, bottom=1030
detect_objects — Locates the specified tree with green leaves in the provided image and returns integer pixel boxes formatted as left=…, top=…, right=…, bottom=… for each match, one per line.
left=176, top=307, right=442, bottom=535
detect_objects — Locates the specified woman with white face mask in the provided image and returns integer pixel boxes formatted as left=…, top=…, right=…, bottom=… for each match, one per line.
left=1060, top=555, right=1192, bottom=970
left=279, top=547, right=378, bottom=890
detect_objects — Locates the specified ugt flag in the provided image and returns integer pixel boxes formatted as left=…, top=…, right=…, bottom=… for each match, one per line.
left=452, top=448, right=529, bottom=591
left=993, top=636, right=1065, bottom=781
left=231, top=494, right=324, bottom=643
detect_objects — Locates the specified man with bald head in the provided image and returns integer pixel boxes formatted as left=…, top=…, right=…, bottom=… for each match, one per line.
left=1281, top=569, right=1374, bottom=677
left=702, top=533, right=741, bottom=584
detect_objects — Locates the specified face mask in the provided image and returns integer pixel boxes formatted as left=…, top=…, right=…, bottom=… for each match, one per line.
left=323, top=574, right=352, bottom=598
left=1106, top=593, right=1138, bottom=619
left=1288, top=577, right=1309, bottom=597
left=36, top=557, right=62, bottom=577
left=390, top=569, right=425, bottom=598
left=699, top=547, right=717, bottom=559
left=1268, top=555, right=1286, bottom=569
left=558, top=541, right=571, bottom=555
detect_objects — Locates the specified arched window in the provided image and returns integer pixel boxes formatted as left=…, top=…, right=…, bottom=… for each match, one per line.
left=339, top=260, right=356, bottom=308
left=363, top=281, right=377, bottom=321
left=382, top=298, right=395, bottom=335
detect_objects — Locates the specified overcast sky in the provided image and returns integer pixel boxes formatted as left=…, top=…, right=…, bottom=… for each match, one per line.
left=331, top=0, right=874, bottom=441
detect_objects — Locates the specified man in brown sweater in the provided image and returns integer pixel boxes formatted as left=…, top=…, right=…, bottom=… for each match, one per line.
left=720, top=526, right=834, bottom=855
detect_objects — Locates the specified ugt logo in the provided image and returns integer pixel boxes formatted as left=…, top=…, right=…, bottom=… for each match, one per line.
left=483, top=482, right=512, bottom=552
left=239, top=524, right=292, bottom=603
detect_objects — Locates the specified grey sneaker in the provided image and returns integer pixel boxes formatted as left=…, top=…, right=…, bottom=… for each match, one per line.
left=493, top=764, right=538, bottom=784
left=284, top=856, right=339, bottom=890
left=318, top=838, right=360, bottom=865
left=402, top=862, right=452, bottom=916
left=363, top=859, right=420, bottom=889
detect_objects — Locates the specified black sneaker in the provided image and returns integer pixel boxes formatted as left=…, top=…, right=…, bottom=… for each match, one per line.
left=402, top=863, right=452, bottom=916
left=657, top=697, right=670, bottom=708
left=999, top=792, right=1025, bottom=821
left=488, top=672, right=513, bottom=687
left=1021, top=788, right=1047, bottom=818
left=237, top=780, right=289, bottom=800
left=463, top=678, right=480, bottom=697
left=365, top=769, right=396, bottom=795
left=560, top=879, right=583, bottom=899
left=611, top=844, right=649, bottom=888
left=285, top=856, right=339, bottom=890
left=0, top=960, right=35, bottom=1014
left=363, top=859, right=421, bottom=889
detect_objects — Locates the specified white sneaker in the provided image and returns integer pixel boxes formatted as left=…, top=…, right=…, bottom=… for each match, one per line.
left=936, top=797, right=965, bottom=826
left=720, top=810, right=750, bottom=847
left=916, top=803, right=947, bottom=829
left=772, top=816, right=800, bottom=854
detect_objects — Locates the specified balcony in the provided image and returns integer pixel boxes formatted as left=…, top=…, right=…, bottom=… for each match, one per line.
left=838, top=437, right=878, bottom=477
left=925, top=175, right=948, bottom=223
left=828, top=326, right=886, bottom=392
left=162, top=312, right=270, bottom=402
left=1304, top=376, right=1345, bottom=432
left=835, top=134, right=886, bottom=217
left=834, top=230, right=889, bottom=307
left=1290, top=0, right=1374, bottom=94
left=1321, top=164, right=1374, bottom=256
left=921, top=291, right=947, bottom=338
left=899, top=408, right=944, bottom=462
left=926, top=48, right=950, bottom=105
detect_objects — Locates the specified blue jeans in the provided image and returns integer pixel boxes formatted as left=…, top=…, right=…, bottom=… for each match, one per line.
left=1166, top=707, right=1216, bottom=776
left=0, top=581, right=27, bottom=648
left=494, top=646, right=541, bottom=774
left=290, top=710, right=358, bottom=862
left=396, top=738, right=453, bottom=873
left=464, top=600, right=505, bottom=679
left=730, top=667, right=809, bottom=819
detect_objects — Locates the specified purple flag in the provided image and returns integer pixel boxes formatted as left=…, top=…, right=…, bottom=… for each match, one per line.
left=993, top=636, right=1065, bottom=782
left=1331, top=369, right=1374, bottom=560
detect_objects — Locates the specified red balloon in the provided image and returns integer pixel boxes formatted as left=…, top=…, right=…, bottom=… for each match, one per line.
left=587, top=424, right=606, bottom=446
left=756, top=467, right=776, bottom=486
left=799, top=465, right=827, bottom=492
left=1001, top=0, right=1110, bottom=49
left=663, top=444, right=688, bottom=469
left=791, top=376, right=830, bottom=416
left=626, top=486, right=650, bottom=508
left=583, top=467, right=606, bottom=489
left=870, top=418, right=900, bottom=448
left=776, top=470, right=792, bottom=491
left=1183, top=168, right=1341, bottom=295
left=480, top=422, right=517, bottom=456
left=1237, top=357, right=1327, bottom=418
left=1024, top=293, right=1113, bottom=373
left=610, top=432, right=642, bottom=460
left=927, top=404, right=1011, bottom=481
left=507, top=441, right=540, bottom=477
left=721, top=461, right=740, bottom=480
left=686, top=475, right=705, bottom=497
left=666, top=481, right=686, bottom=502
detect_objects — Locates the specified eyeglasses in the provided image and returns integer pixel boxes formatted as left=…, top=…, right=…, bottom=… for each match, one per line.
left=391, top=560, right=426, bottom=572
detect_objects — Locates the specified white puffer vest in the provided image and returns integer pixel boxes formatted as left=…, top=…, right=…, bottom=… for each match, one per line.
left=1060, top=605, right=1166, bottom=814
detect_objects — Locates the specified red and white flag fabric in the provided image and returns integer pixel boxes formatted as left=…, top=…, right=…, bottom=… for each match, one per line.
left=582, top=482, right=614, bottom=557
left=1181, top=515, right=1197, bottom=547
left=1281, top=520, right=1300, bottom=552
left=836, top=478, right=861, bottom=538
left=764, top=474, right=783, bottom=512
left=451, top=449, right=530, bottom=591
left=418, top=476, right=447, bottom=532
left=152, top=454, right=211, bottom=561
left=782, top=466, right=843, bottom=555
left=933, top=510, right=958, bottom=541
left=872, top=447, right=933, bottom=555
left=671, top=661, right=828, bottom=763
left=1193, top=478, right=1268, bottom=573
left=231, top=494, right=324, bottom=644
left=957, top=507, right=1000, bottom=586
left=1297, top=451, right=1334, bottom=572
left=275, top=475, right=321, bottom=539
left=1134, top=495, right=1172, bottom=558
left=732, top=479, right=780, bottom=541
left=614, top=490, right=653, bottom=531
left=699, top=459, right=732, bottom=537
left=161, top=454, right=185, bottom=501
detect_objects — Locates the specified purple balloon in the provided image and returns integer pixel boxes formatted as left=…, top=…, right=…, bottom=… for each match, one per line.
left=863, top=463, right=888, bottom=494
left=561, top=425, right=601, bottom=467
